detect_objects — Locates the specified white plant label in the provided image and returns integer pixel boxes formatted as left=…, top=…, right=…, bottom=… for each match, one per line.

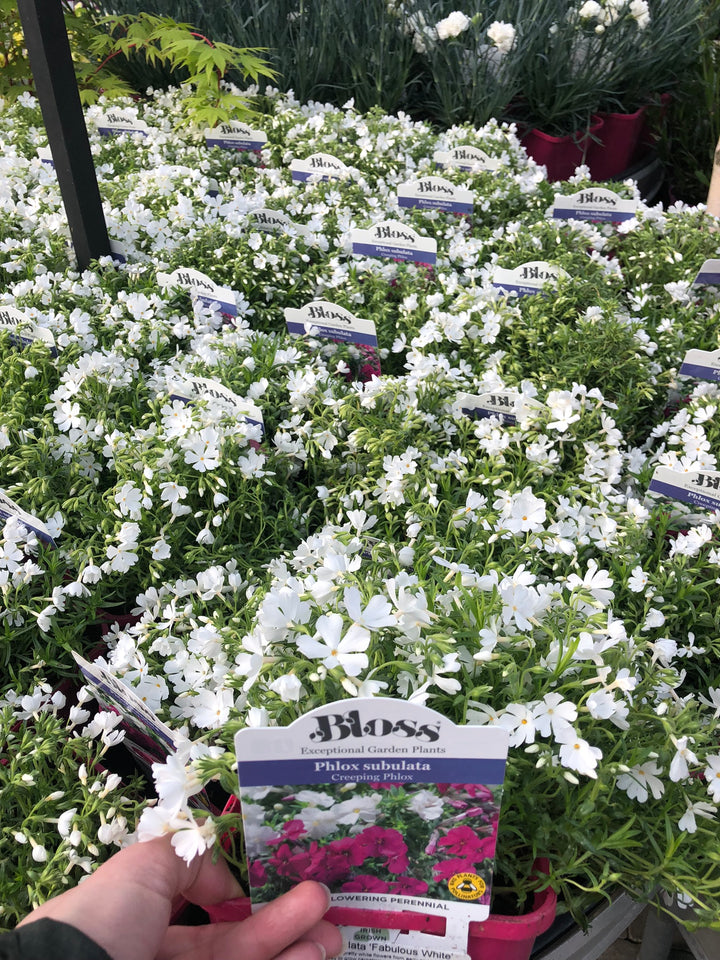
left=551, top=189, right=638, bottom=223
left=167, top=376, right=264, bottom=433
left=285, top=301, right=378, bottom=348
left=0, top=490, right=56, bottom=546
left=679, top=348, right=720, bottom=382
left=37, top=146, right=54, bottom=167
left=397, top=176, right=473, bottom=215
left=433, top=145, right=501, bottom=172
left=693, top=259, right=720, bottom=286
left=493, top=261, right=568, bottom=296
left=290, top=153, right=352, bottom=182
left=204, top=121, right=267, bottom=151
left=0, top=305, right=56, bottom=353
left=352, top=221, right=437, bottom=265
left=649, top=466, right=720, bottom=512
left=250, top=208, right=311, bottom=239
left=235, top=698, right=508, bottom=960
left=96, top=112, right=149, bottom=137
left=156, top=267, right=237, bottom=317
left=207, top=178, right=220, bottom=198
left=457, top=390, right=542, bottom=426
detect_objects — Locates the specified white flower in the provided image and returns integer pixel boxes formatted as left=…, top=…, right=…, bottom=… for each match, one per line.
left=152, top=752, right=204, bottom=812
left=678, top=800, right=716, bottom=834
left=31, top=843, right=48, bottom=863
left=486, top=20, right=516, bottom=54
left=556, top=727, right=602, bottom=778
left=629, top=0, right=650, bottom=28
left=335, top=794, right=383, bottom=825
left=170, top=815, right=216, bottom=862
left=498, top=702, right=537, bottom=746
left=298, top=805, right=339, bottom=839
left=704, top=756, right=720, bottom=801
left=642, top=609, right=665, bottom=631
left=269, top=674, right=303, bottom=702
left=297, top=613, right=371, bottom=677
left=669, top=736, right=698, bottom=782
left=578, top=0, right=602, bottom=17
left=343, top=587, right=396, bottom=630
left=533, top=693, right=577, bottom=739
left=436, top=11, right=471, bottom=40
left=409, top=789, right=445, bottom=820
left=616, top=762, right=664, bottom=802
left=627, top=566, right=649, bottom=593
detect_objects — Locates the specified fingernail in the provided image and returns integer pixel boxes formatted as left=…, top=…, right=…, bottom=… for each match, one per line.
left=318, top=882, right=332, bottom=908
left=314, top=942, right=327, bottom=960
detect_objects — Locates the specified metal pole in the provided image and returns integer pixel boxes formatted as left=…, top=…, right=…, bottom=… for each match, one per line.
left=16, top=0, right=110, bottom=271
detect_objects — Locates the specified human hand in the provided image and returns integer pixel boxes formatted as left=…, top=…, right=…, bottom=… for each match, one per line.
left=18, top=835, right=343, bottom=960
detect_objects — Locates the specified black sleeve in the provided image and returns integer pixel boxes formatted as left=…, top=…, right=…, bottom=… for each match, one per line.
left=0, top=918, right=113, bottom=960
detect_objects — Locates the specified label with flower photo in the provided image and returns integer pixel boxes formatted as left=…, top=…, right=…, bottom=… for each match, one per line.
left=693, top=259, right=720, bottom=285
left=204, top=121, right=268, bottom=151
left=397, top=177, right=474, bottom=215
left=551, top=189, right=638, bottom=223
left=250, top=208, right=312, bottom=240
left=291, top=153, right=352, bottom=182
left=285, top=301, right=378, bottom=348
left=352, top=221, right=437, bottom=265
left=649, top=465, right=720, bottom=512
left=0, top=305, right=57, bottom=355
left=457, top=390, right=542, bottom=426
left=493, top=261, right=568, bottom=297
left=433, top=146, right=501, bottom=172
left=167, top=376, right=264, bottom=434
left=156, top=267, right=237, bottom=317
left=96, top=112, right=150, bottom=137
left=0, top=490, right=56, bottom=547
left=679, top=348, right=720, bottom=382
left=235, top=698, right=508, bottom=960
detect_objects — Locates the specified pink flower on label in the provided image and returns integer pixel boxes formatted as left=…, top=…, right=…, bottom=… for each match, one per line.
left=248, top=860, right=267, bottom=887
left=269, top=842, right=314, bottom=881
left=389, top=877, right=429, bottom=896
left=354, top=826, right=409, bottom=873
left=341, top=875, right=391, bottom=893
left=433, top=857, right=480, bottom=881
left=438, top=825, right=496, bottom=861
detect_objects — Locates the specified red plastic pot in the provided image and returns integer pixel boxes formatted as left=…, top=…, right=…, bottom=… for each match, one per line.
left=586, top=106, right=647, bottom=182
left=521, top=117, right=604, bottom=182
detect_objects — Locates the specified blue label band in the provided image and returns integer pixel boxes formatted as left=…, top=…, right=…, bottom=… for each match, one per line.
left=237, top=756, right=506, bottom=787
left=196, top=294, right=237, bottom=317
left=694, top=272, right=720, bottom=285
left=352, top=242, right=436, bottom=265
left=206, top=137, right=263, bottom=151
left=649, top=478, right=720, bottom=512
left=552, top=208, right=635, bottom=223
left=286, top=321, right=378, bottom=348
left=461, top=406, right=516, bottom=425
left=678, top=362, right=720, bottom=381
left=398, top=197, right=473, bottom=215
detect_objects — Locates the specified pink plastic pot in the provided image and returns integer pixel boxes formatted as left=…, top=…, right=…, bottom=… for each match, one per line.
left=586, top=106, right=647, bottom=182
left=521, top=117, right=604, bottom=182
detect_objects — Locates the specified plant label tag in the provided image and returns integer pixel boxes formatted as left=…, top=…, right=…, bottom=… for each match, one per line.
left=457, top=390, right=542, bottom=425
left=693, top=259, right=720, bottom=285
left=207, top=178, right=220, bottom=198
left=285, top=301, right=378, bottom=348
left=397, top=176, right=473, bottom=215
left=352, top=221, right=437, bottom=265
left=72, top=651, right=176, bottom=756
left=433, top=146, right=501, bottom=172
left=290, top=153, right=352, bottom=182
left=109, top=239, right=128, bottom=264
left=167, top=376, right=264, bottom=434
left=204, top=121, right=268, bottom=151
left=679, top=348, right=720, bottom=381
left=37, top=146, right=54, bottom=167
left=551, top=189, right=638, bottom=222
left=493, top=261, right=567, bottom=296
left=250, top=208, right=311, bottom=239
left=156, top=267, right=237, bottom=317
left=96, top=112, right=149, bottom=137
left=0, top=490, right=56, bottom=546
left=235, top=698, right=508, bottom=960
left=649, top=466, right=720, bottom=512
left=0, top=305, right=57, bottom=354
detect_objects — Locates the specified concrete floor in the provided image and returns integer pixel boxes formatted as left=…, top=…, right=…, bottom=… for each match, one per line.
left=598, top=908, right=694, bottom=960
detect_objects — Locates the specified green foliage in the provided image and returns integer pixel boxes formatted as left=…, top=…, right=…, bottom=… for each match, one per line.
left=1, top=4, right=274, bottom=131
